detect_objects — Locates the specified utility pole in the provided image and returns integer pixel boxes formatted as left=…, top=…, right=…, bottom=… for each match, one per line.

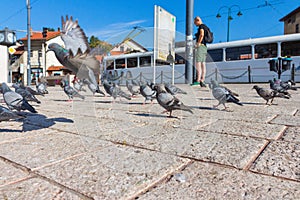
left=26, top=0, right=31, bottom=85
left=185, top=0, right=194, bottom=84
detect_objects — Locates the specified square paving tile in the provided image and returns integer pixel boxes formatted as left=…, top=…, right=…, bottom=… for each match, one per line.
left=250, top=140, right=300, bottom=181
left=0, top=177, right=81, bottom=199
left=199, top=119, right=285, bottom=140
left=0, top=160, right=30, bottom=186
left=270, top=114, right=300, bottom=127
left=35, top=145, right=189, bottom=199
left=281, top=127, right=300, bottom=143
left=0, top=131, right=112, bottom=169
left=99, top=125, right=267, bottom=169
left=141, top=161, right=300, bottom=199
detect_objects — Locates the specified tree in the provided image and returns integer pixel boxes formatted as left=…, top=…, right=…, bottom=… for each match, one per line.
left=89, top=35, right=112, bottom=54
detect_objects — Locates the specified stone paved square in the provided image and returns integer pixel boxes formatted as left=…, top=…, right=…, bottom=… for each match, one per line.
left=0, top=84, right=299, bottom=199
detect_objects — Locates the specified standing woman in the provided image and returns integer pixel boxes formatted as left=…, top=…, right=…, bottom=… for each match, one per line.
left=193, top=16, right=207, bottom=87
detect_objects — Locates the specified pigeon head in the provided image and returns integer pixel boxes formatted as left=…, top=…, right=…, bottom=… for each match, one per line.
left=47, top=43, right=67, bottom=54
left=252, top=85, right=259, bottom=90
left=210, top=80, right=218, bottom=89
left=153, top=84, right=166, bottom=93
left=1, top=82, right=11, bottom=93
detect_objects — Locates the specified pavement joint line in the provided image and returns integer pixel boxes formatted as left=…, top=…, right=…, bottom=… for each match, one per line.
left=124, top=159, right=194, bottom=200
left=274, top=125, right=289, bottom=140
left=30, top=144, right=114, bottom=172
left=292, top=109, right=299, bottom=116
left=0, top=175, right=35, bottom=189
left=0, top=154, right=93, bottom=199
left=191, top=128, right=273, bottom=142
left=248, top=168, right=300, bottom=183
left=266, top=114, right=279, bottom=124
left=243, top=140, right=270, bottom=171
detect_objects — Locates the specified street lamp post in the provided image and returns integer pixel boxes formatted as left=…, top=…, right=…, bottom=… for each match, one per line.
left=216, top=5, right=242, bottom=42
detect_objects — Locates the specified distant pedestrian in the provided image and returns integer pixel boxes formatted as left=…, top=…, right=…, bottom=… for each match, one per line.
left=193, top=16, right=207, bottom=87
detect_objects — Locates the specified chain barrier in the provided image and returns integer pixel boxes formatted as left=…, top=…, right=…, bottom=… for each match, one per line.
left=219, top=70, right=248, bottom=80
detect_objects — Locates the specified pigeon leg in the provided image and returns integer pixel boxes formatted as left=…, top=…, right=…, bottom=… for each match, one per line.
left=168, top=110, right=173, bottom=117
left=213, top=102, right=220, bottom=108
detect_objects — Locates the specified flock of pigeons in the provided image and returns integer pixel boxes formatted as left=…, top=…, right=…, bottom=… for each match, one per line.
left=0, top=79, right=48, bottom=122
left=0, top=15, right=299, bottom=123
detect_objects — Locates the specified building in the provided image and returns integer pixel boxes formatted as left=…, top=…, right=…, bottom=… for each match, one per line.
left=279, top=6, right=300, bottom=34
left=111, top=39, right=148, bottom=54
left=19, top=29, right=69, bottom=84
left=0, top=45, right=9, bottom=83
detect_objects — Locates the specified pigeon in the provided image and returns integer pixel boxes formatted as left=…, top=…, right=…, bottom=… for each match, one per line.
left=210, top=80, right=239, bottom=97
left=140, top=82, right=156, bottom=104
left=126, top=80, right=140, bottom=96
left=164, top=83, right=187, bottom=95
left=1, top=82, right=37, bottom=113
left=210, top=80, right=243, bottom=109
left=153, top=84, right=193, bottom=117
left=276, top=79, right=297, bottom=91
left=0, top=105, right=23, bottom=122
left=12, top=83, right=41, bottom=104
left=252, top=85, right=290, bottom=105
left=131, top=79, right=140, bottom=86
left=60, top=79, right=85, bottom=101
left=269, top=80, right=290, bottom=96
left=36, top=80, right=48, bottom=95
left=13, top=83, right=44, bottom=96
left=72, top=77, right=86, bottom=92
left=103, top=80, right=131, bottom=101
left=83, top=79, right=105, bottom=96
left=47, top=16, right=100, bottom=95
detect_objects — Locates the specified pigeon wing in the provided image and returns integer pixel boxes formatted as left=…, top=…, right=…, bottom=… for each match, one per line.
left=61, top=16, right=90, bottom=56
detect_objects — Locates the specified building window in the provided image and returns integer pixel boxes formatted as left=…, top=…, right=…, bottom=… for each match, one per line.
left=226, top=46, right=252, bottom=61
left=296, top=24, right=299, bottom=33
left=120, top=45, right=124, bottom=52
left=115, top=59, right=125, bottom=69
left=282, top=40, right=300, bottom=56
left=127, top=57, right=137, bottom=68
left=207, top=49, right=223, bottom=62
left=255, top=43, right=277, bottom=59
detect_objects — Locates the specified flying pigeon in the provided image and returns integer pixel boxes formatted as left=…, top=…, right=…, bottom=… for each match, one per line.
left=103, top=80, right=131, bottom=101
left=47, top=16, right=100, bottom=94
left=60, top=79, right=85, bottom=101
left=126, top=80, right=140, bottom=96
left=210, top=80, right=243, bottom=109
left=153, top=84, right=193, bottom=117
left=252, top=85, right=290, bottom=105
left=140, top=82, right=156, bottom=104
left=164, top=83, right=187, bottom=95
left=0, top=105, right=23, bottom=122
left=1, top=82, right=37, bottom=113
left=12, top=83, right=41, bottom=104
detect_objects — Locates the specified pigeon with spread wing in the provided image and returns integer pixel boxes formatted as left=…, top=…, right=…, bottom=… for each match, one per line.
left=47, top=16, right=100, bottom=94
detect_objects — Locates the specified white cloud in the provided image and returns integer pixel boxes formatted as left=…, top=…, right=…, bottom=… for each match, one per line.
left=88, top=19, right=147, bottom=42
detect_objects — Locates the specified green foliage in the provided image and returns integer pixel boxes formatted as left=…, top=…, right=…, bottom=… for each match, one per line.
left=89, top=35, right=112, bottom=53
left=47, top=28, right=56, bottom=32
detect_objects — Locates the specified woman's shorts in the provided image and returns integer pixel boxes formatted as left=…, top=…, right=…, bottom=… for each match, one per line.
left=195, top=45, right=207, bottom=62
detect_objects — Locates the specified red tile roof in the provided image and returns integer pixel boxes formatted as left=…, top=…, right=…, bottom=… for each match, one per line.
left=20, top=31, right=61, bottom=41
left=47, top=66, right=65, bottom=71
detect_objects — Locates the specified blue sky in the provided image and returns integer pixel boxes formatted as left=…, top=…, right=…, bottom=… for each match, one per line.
left=0, top=0, right=299, bottom=46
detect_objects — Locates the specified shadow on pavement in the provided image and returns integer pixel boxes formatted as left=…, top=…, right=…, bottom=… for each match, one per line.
left=17, top=112, right=74, bottom=132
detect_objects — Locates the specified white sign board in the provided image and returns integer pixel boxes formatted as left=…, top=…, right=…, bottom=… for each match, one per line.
left=154, top=5, right=176, bottom=62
